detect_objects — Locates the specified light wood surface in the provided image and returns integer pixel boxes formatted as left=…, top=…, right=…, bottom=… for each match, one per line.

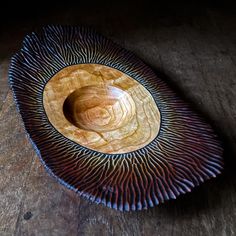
left=43, top=64, right=160, bottom=154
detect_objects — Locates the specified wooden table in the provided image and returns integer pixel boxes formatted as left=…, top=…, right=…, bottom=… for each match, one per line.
left=1, top=2, right=236, bottom=235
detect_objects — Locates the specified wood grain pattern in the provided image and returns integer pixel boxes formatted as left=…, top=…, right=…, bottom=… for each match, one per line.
left=1, top=2, right=236, bottom=235
left=44, top=64, right=160, bottom=154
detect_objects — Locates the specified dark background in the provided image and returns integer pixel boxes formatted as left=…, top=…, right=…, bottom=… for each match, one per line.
left=1, top=1, right=236, bottom=235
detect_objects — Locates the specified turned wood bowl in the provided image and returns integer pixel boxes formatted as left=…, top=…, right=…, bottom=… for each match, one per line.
left=9, top=26, right=223, bottom=211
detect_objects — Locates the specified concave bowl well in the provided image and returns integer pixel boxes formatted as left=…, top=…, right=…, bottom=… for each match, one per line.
left=9, top=26, right=223, bottom=211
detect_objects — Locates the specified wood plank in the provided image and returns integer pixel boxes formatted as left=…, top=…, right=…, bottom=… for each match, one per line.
left=0, top=59, right=10, bottom=110
left=0, top=4, right=236, bottom=236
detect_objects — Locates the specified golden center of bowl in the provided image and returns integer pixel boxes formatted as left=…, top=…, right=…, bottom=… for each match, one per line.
left=43, top=64, right=160, bottom=154
left=63, top=85, right=136, bottom=132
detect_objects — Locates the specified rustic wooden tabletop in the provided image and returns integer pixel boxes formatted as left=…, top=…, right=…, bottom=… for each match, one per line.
left=0, top=2, right=236, bottom=236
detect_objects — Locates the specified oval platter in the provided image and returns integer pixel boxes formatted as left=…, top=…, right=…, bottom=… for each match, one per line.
left=9, top=25, right=223, bottom=211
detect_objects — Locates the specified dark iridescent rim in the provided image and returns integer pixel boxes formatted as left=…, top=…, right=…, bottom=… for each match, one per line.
left=9, top=25, right=223, bottom=211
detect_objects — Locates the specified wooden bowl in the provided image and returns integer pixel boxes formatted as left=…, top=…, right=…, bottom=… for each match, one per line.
left=9, top=26, right=223, bottom=211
